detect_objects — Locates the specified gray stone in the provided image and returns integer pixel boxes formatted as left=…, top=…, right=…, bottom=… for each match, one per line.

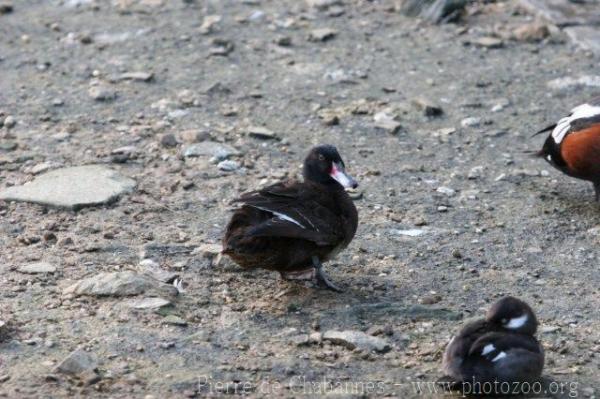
left=209, top=38, right=234, bottom=56
left=436, top=186, right=456, bottom=196
left=512, top=22, right=550, bottom=42
left=193, top=243, right=223, bottom=258
left=412, top=98, right=443, bottom=117
left=167, top=109, right=189, bottom=120
left=461, top=117, right=481, bottom=128
left=162, top=315, right=188, bottom=326
left=390, top=228, right=427, bottom=237
left=374, top=111, right=402, bottom=134
left=547, top=75, right=600, bottom=91
left=419, top=294, right=442, bottom=305
left=55, top=349, right=98, bottom=375
left=490, top=98, right=510, bottom=112
left=160, top=134, right=178, bottom=148
left=305, top=0, right=342, bottom=10
left=3, top=115, right=16, bottom=128
left=138, top=259, right=179, bottom=283
left=468, top=166, right=484, bottom=179
left=471, top=37, right=504, bottom=49
left=183, top=141, right=240, bottom=160
left=94, top=31, right=137, bottom=45
left=540, top=325, right=561, bottom=334
left=290, top=334, right=311, bottom=346
left=128, top=297, right=172, bottom=309
left=308, top=28, right=337, bottom=42
left=18, top=262, right=57, bottom=274
left=248, top=10, right=265, bottom=22
left=518, top=0, right=600, bottom=27
left=64, top=271, right=178, bottom=297
left=117, top=71, right=154, bottom=82
left=0, top=165, right=135, bottom=210
left=564, top=26, right=600, bottom=56
left=199, top=15, right=222, bottom=35
left=88, top=85, right=117, bottom=101
left=180, top=129, right=210, bottom=143
left=400, top=0, right=467, bottom=24
left=323, top=330, right=391, bottom=353
left=0, top=141, right=17, bottom=152
left=247, top=126, right=278, bottom=140
left=30, top=162, right=52, bottom=175
left=217, top=160, right=240, bottom=171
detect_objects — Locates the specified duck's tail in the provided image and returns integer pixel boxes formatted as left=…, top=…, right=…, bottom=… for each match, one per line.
left=532, top=123, right=556, bottom=137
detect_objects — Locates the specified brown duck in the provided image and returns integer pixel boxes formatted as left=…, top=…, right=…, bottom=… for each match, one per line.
left=222, top=145, right=359, bottom=291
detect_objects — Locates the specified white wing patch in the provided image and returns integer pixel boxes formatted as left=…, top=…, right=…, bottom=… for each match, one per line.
left=251, top=205, right=306, bottom=229
left=295, top=211, right=319, bottom=231
left=481, top=344, right=496, bottom=356
left=506, top=314, right=528, bottom=329
left=552, top=103, right=600, bottom=144
left=491, top=352, right=507, bottom=362
left=273, top=211, right=306, bottom=229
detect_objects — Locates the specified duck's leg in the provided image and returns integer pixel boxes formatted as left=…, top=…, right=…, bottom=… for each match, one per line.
left=594, top=181, right=600, bottom=202
left=312, top=256, right=342, bottom=292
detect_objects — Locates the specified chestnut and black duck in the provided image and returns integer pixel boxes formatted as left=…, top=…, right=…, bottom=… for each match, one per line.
left=222, top=145, right=359, bottom=292
left=441, top=296, right=544, bottom=394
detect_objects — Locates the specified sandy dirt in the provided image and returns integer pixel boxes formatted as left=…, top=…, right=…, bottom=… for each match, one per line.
left=0, top=0, right=599, bottom=398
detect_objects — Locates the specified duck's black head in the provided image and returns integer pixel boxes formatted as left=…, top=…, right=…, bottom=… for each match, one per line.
left=486, top=296, right=538, bottom=335
left=303, top=145, right=358, bottom=189
left=532, top=127, right=566, bottom=169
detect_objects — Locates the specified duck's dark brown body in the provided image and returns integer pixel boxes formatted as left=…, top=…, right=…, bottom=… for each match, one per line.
left=442, top=297, right=544, bottom=392
left=223, top=180, right=358, bottom=274
left=442, top=320, right=544, bottom=385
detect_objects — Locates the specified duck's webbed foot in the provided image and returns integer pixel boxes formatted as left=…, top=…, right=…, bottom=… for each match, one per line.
left=312, top=256, right=343, bottom=292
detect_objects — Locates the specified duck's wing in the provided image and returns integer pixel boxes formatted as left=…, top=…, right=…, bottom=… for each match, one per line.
left=548, top=100, right=600, bottom=144
left=466, top=332, right=544, bottom=384
left=468, top=332, right=542, bottom=362
left=442, top=319, right=488, bottom=379
left=233, top=182, right=342, bottom=246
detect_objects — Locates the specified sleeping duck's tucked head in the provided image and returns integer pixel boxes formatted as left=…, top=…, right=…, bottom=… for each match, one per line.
left=303, top=145, right=358, bottom=189
left=486, top=296, right=538, bottom=335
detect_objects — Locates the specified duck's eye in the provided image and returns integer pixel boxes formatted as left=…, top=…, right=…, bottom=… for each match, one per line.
left=318, top=154, right=325, bottom=161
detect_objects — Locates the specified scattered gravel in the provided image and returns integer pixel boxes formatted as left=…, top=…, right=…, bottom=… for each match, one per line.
left=1, top=1, right=599, bottom=398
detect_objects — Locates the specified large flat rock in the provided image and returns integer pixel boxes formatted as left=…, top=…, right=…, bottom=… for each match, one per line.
left=519, top=0, right=600, bottom=55
left=323, top=330, right=391, bottom=353
left=564, top=26, right=600, bottom=55
left=519, top=0, right=600, bottom=27
left=0, top=165, right=135, bottom=210
left=64, top=271, right=178, bottom=298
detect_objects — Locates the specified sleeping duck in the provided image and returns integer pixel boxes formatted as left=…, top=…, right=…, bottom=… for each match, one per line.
left=442, top=296, right=544, bottom=394
left=222, top=145, right=359, bottom=292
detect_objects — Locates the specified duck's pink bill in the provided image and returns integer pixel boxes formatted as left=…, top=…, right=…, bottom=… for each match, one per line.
left=330, top=162, right=358, bottom=189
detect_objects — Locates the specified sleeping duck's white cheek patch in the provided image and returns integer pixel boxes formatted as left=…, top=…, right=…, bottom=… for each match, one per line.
left=506, top=314, right=528, bottom=329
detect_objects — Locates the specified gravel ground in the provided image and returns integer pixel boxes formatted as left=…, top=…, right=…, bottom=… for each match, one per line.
left=0, top=0, right=599, bottom=398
